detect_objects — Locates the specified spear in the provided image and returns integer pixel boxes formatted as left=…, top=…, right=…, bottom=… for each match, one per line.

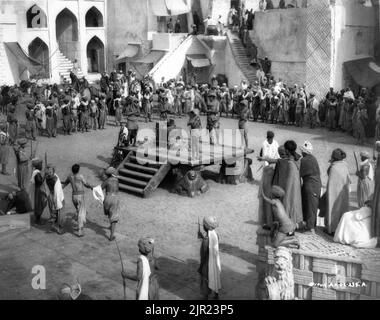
left=115, top=239, right=127, bottom=300
left=353, top=151, right=359, bottom=172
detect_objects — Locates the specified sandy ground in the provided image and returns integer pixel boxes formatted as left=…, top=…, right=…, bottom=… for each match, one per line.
left=0, top=109, right=369, bottom=300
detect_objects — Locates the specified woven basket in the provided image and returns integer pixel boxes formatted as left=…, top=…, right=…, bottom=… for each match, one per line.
left=256, top=228, right=380, bottom=300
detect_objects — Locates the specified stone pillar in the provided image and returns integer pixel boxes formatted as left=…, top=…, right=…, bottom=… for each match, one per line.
left=78, top=0, right=87, bottom=77
left=47, top=0, right=60, bottom=84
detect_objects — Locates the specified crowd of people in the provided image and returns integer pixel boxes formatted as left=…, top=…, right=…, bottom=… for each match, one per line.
left=257, top=132, right=379, bottom=249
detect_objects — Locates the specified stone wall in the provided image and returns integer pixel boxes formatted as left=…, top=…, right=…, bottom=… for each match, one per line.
left=250, top=8, right=307, bottom=85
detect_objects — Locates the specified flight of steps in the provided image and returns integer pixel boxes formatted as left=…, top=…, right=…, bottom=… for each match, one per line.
left=227, top=31, right=258, bottom=85
left=116, top=151, right=172, bottom=198
left=57, top=51, right=84, bottom=84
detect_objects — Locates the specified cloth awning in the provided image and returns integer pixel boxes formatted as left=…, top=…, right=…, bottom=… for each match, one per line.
left=4, top=42, right=42, bottom=75
left=116, top=45, right=139, bottom=61
left=150, top=0, right=191, bottom=16
left=131, top=50, right=165, bottom=65
left=344, top=57, right=380, bottom=88
left=187, top=54, right=211, bottom=68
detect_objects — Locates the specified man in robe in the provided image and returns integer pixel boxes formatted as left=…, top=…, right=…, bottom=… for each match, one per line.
left=62, top=164, right=94, bottom=237
left=299, top=141, right=321, bottom=232
left=7, top=104, right=18, bottom=145
left=334, top=202, right=378, bottom=249
left=206, top=91, right=220, bottom=145
left=46, top=165, right=65, bottom=235
left=13, top=138, right=30, bottom=191
left=122, top=238, right=160, bottom=300
left=25, top=103, right=37, bottom=140
left=271, top=141, right=303, bottom=226
left=31, top=158, right=47, bottom=225
left=356, top=152, right=374, bottom=208
left=198, top=216, right=222, bottom=300
left=320, top=149, right=351, bottom=235
left=0, top=125, right=10, bottom=175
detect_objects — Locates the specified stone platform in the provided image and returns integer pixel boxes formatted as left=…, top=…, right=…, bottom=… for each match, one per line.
left=256, top=228, right=380, bottom=300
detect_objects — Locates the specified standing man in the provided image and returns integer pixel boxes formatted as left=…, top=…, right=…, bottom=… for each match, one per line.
left=295, top=92, right=306, bottom=128
left=307, top=93, right=319, bottom=129
left=198, top=216, right=222, bottom=300
left=25, top=103, right=37, bottom=140
left=101, top=167, right=120, bottom=241
left=259, top=131, right=279, bottom=167
left=13, top=138, right=30, bottom=191
left=0, top=124, right=10, bottom=175
left=62, top=164, right=94, bottom=237
left=174, top=19, right=181, bottom=33
left=206, top=91, right=220, bottom=145
left=31, top=158, right=47, bottom=225
left=204, top=16, right=212, bottom=35
left=238, top=100, right=250, bottom=149
left=45, top=165, right=65, bottom=235
left=299, top=141, right=321, bottom=233
left=7, top=103, right=18, bottom=145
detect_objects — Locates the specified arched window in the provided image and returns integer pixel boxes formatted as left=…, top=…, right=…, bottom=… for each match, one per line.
left=87, top=36, right=105, bottom=73
left=26, top=5, right=47, bottom=28
left=28, top=37, right=50, bottom=78
left=85, top=7, right=104, bottom=27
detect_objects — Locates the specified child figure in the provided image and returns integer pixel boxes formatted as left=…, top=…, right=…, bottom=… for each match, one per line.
left=261, top=186, right=300, bottom=249
left=188, top=109, right=202, bottom=160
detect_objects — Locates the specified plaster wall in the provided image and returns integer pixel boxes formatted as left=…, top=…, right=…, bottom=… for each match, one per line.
left=331, top=0, right=378, bottom=90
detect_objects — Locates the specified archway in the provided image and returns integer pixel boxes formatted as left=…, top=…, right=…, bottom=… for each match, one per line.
left=85, top=7, right=104, bottom=27
left=28, top=38, right=50, bottom=78
left=26, top=5, right=47, bottom=28
left=87, top=36, right=105, bottom=73
left=56, top=8, right=79, bottom=62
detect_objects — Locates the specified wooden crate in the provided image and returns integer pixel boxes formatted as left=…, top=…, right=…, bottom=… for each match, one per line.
left=256, top=228, right=380, bottom=300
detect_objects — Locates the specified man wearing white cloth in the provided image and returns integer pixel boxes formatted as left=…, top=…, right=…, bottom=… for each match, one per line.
left=198, top=216, right=222, bottom=300
left=334, top=201, right=378, bottom=249
left=45, top=165, right=65, bottom=235
left=122, top=237, right=160, bottom=300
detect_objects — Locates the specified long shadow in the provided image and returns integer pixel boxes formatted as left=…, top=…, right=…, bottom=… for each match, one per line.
left=156, top=256, right=256, bottom=300
left=84, top=218, right=109, bottom=241
left=219, top=242, right=258, bottom=265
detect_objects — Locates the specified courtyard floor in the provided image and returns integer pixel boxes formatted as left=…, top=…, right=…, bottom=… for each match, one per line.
left=0, top=113, right=368, bottom=300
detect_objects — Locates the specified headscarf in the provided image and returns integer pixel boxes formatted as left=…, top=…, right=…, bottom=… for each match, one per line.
left=203, top=216, right=218, bottom=231
left=300, top=141, right=313, bottom=155
left=105, top=167, right=117, bottom=176
left=330, top=148, right=346, bottom=162
left=360, top=151, right=370, bottom=160
left=138, top=238, right=155, bottom=255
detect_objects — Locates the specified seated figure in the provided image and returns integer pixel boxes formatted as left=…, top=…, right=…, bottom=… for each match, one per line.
left=0, top=190, right=32, bottom=215
left=334, top=201, right=378, bottom=249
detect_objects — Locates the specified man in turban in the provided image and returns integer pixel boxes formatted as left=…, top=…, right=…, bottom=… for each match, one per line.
left=198, top=216, right=222, bottom=300
left=300, top=141, right=321, bottom=232
left=121, top=237, right=160, bottom=300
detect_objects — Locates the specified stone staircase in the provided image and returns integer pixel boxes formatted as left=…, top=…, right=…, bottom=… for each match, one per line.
left=227, top=31, right=258, bottom=85
left=116, top=150, right=172, bottom=198
left=57, top=51, right=84, bottom=84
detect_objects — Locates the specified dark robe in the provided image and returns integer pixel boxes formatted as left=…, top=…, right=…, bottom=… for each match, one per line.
left=372, top=157, right=380, bottom=238
left=300, top=154, right=322, bottom=230
left=272, top=157, right=303, bottom=225
left=7, top=190, right=32, bottom=214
